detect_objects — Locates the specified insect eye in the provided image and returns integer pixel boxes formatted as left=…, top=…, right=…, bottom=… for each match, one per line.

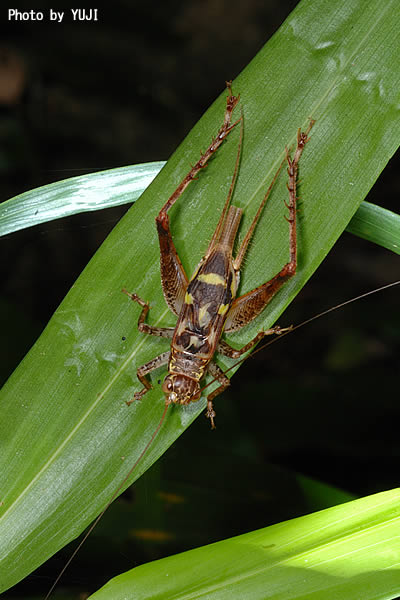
left=163, top=377, right=173, bottom=391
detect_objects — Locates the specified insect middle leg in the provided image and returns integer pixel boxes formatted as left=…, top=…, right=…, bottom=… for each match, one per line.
left=122, top=289, right=174, bottom=403
left=129, top=351, right=170, bottom=404
left=122, top=289, right=175, bottom=339
left=217, top=325, right=293, bottom=359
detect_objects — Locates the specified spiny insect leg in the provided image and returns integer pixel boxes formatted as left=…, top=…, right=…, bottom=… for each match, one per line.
left=233, top=156, right=286, bottom=272
left=122, top=288, right=175, bottom=338
left=128, top=351, right=170, bottom=405
left=224, top=121, right=315, bottom=333
left=205, top=330, right=291, bottom=427
left=156, top=85, right=240, bottom=315
left=156, top=221, right=188, bottom=317
left=157, top=83, right=240, bottom=220
left=217, top=325, right=293, bottom=358
left=284, top=119, right=315, bottom=264
left=205, top=361, right=232, bottom=428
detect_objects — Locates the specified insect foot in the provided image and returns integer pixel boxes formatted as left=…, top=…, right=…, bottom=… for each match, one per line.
left=121, top=288, right=145, bottom=305
left=206, top=400, right=217, bottom=429
left=271, top=324, right=294, bottom=335
left=126, top=390, right=146, bottom=406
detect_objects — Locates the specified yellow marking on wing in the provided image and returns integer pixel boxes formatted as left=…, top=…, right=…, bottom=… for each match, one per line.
left=185, top=292, right=194, bottom=304
left=198, top=273, right=226, bottom=286
left=198, top=303, right=212, bottom=328
left=190, top=263, right=201, bottom=281
left=218, top=303, right=230, bottom=316
left=231, top=275, right=237, bottom=297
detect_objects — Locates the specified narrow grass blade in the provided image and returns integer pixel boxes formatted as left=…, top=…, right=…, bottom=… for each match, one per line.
left=0, top=162, right=164, bottom=236
left=346, top=202, right=400, bottom=254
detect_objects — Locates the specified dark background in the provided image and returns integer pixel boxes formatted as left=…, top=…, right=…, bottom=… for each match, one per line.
left=1, top=2, right=399, bottom=598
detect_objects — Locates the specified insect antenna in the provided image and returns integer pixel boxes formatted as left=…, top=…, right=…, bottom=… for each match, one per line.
left=201, top=279, right=400, bottom=394
left=44, top=403, right=169, bottom=600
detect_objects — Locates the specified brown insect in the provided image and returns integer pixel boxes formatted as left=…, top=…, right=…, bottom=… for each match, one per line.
left=123, top=84, right=314, bottom=427
left=44, top=84, right=398, bottom=595
left=45, top=83, right=316, bottom=600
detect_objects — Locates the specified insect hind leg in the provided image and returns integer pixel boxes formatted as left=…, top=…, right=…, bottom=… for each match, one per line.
left=155, top=83, right=241, bottom=316
left=224, top=120, right=315, bottom=333
left=284, top=119, right=315, bottom=267
left=156, top=83, right=240, bottom=225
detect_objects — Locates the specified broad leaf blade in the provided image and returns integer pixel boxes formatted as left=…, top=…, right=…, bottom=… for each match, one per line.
left=91, top=488, right=400, bottom=600
left=0, top=0, right=399, bottom=593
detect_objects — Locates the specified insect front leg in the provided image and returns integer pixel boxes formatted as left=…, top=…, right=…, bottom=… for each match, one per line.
left=217, top=325, right=293, bottom=358
left=204, top=327, right=292, bottom=422
left=128, top=351, right=170, bottom=405
left=123, top=290, right=174, bottom=404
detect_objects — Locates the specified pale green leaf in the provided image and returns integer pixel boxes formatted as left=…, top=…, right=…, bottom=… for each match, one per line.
left=91, top=488, right=400, bottom=600
left=0, top=162, right=163, bottom=236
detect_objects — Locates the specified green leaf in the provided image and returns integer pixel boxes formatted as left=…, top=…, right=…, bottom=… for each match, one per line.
left=0, top=0, right=399, bottom=594
left=90, top=488, right=400, bottom=600
left=346, top=202, right=400, bottom=254
left=2, top=156, right=399, bottom=256
left=0, top=162, right=164, bottom=236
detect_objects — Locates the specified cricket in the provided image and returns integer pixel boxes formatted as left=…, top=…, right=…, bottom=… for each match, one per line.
left=43, top=84, right=399, bottom=598
left=44, top=83, right=315, bottom=598
left=123, top=83, right=314, bottom=428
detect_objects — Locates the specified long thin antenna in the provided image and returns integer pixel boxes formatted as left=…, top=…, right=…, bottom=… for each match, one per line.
left=201, top=279, right=400, bottom=392
left=46, top=279, right=399, bottom=596
left=44, top=403, right=169, bottom=600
